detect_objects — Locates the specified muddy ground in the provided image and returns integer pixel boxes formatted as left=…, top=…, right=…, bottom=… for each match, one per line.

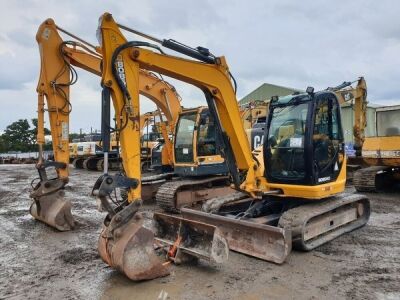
left=0, top=164, right=399, bottom=300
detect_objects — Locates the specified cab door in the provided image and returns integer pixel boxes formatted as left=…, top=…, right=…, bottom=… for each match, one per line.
left=312, top=94, right=345, bottom=184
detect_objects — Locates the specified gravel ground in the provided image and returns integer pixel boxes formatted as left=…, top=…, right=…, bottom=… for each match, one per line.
left=0, top=164, right=399, bottom=300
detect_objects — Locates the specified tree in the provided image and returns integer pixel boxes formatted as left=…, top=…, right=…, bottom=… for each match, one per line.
left=30, top=118, right=52, bottom=150
left=2, top=119, right=33, bottom=152
left=0, top=118, right=53, bottom=153
left=69, top=132, right=84, bottom=142
left=0, top=135, right=7, bottom=153
left=30, top=118, right=51, bottom=139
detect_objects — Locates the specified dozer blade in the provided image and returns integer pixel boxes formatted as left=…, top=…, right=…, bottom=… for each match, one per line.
left=153, top=212, right=229, bottom=264
left=30, top=178, right=75, bottom=231
left=98, top=202, right=170, bottom=281
left=181, top=208, right=291, bottom=264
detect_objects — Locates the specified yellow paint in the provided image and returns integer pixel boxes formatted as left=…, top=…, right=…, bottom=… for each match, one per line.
left=36, top=17, right=182, bottom=189
left=98, top=13, right=352, bottom=200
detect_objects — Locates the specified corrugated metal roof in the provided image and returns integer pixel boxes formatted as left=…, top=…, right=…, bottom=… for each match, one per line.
left=239, top=83, right=303, bottom=105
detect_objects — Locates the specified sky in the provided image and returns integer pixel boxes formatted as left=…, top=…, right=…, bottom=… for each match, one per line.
left=0, top=0, right=399, bottom=132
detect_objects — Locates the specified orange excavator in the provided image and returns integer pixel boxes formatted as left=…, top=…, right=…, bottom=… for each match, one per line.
left=30, top=19, right=182, bottom=231
left=90, top=13, right=369, bottom=281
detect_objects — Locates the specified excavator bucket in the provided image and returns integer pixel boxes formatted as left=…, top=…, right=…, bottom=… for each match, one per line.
left=30, top=178, right=75, bottom=231
left=95, top=174, right=227, bottom=280
left=153, top=212, right=229, bottom=264
left=98, top=202, right=170, bottom=281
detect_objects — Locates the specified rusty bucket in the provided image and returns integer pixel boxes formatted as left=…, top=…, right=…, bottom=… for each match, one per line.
left=30, top=178, right=75, bottom=231
left=98, top=203, right=169, bottom=281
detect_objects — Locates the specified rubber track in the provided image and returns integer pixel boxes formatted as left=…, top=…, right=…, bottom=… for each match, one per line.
left=278, top=193, right=370, bottom=251
left=96, top=158, right=104, bottom=171
left=156, top=176, right=229, bottom=213
left=353, top=166, right=388, bottom=192
left=83, top=157, right=100, bottom=171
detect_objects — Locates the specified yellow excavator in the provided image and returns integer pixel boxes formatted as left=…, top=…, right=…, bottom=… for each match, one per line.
left=243, top=79, right=367, bottom=153
left=154, top=99, right=271, bottom=212
left=69, top=110, right=166, bottom=171
left=31, top=18, right=183, bottom=231
left=240, top=101, right=269, bottom=147
left=353, top=126, right=400, bottom=191
left=156, top=79, right=368, bottom=213
left=90, top=13, right=370, bottom=281
left=341, top=83, right=400, bottom=191
left=155, top=106, right=232, bottom=212
left=139, top=110, right=166, bottom=171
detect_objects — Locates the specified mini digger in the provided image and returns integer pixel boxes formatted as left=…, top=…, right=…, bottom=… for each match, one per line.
left=90, top=13, right=370, bottom=280
left=30, top=18, right=183, bottom=230
left=31, top=13, right=370, bottom=281
left=155, top=106, right=232, bottom=213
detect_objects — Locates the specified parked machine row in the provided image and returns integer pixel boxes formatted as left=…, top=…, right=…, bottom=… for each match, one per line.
left=30, top=13, right=371, bottom=282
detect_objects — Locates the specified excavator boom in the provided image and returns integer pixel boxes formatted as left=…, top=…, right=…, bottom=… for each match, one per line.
left=31, top=18, right=184, bottom=231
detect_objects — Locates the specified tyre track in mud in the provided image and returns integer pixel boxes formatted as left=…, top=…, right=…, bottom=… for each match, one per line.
left=1, top=165, right=399, bottom=299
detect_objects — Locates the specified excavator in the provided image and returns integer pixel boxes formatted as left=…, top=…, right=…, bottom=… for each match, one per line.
left=90, top=13, right=370, bottom=281
left=245, top=79, right=368, bottom=153
left=154, top=99, right=271, bottom=212
left=71, top=110, right=167, bottom=172
left=240, top=101, right=269, bottom=148
left=70, top=134, right=115, bottom=170
left=30, top=18, right=183, bottom=231
left=139, top=110, right=165, bottom=171
left=353, top=121, right=400, bottom=191
left=331, top=79, right=400, bottom=192
left=156, top=79, right=368, bottom=213
left=155, top=106, right=232, bottom=212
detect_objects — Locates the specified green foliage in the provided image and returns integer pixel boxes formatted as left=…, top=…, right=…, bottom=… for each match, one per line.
left=69, top=132, right=84, bottom=142
left=0, top=118, right=51, bottom=153
left=2, top=119, right=32, bottom=152
left=0, top=135, right=6, bottom=153
left=31, top=118, right=51, bottom=137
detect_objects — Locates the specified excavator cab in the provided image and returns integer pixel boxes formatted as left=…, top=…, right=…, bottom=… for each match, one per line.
left=174, top=107, right=228, bottom=176
left=264, top=91, right=345, bottom=186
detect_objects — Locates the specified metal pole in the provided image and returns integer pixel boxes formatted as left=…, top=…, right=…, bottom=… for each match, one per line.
left=56, top=25, right=97, bottom=50
left=117, top=23, right=162, bottom=44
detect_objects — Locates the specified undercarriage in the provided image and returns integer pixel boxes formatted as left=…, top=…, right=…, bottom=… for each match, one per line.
left=156, top=189, right=370, bottom=263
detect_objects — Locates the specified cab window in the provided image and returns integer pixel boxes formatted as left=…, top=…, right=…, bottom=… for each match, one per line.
left=197, top=115, right=217, bottom=156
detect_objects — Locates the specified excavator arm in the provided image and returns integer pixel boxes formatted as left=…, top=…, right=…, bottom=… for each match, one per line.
left=98, top=13, right=261, bottom=198
left=31, top=19, right=182, bottom=231
left=31, top=19, right=77, bottom=231
left=328, top=77, right=367, bottom=155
